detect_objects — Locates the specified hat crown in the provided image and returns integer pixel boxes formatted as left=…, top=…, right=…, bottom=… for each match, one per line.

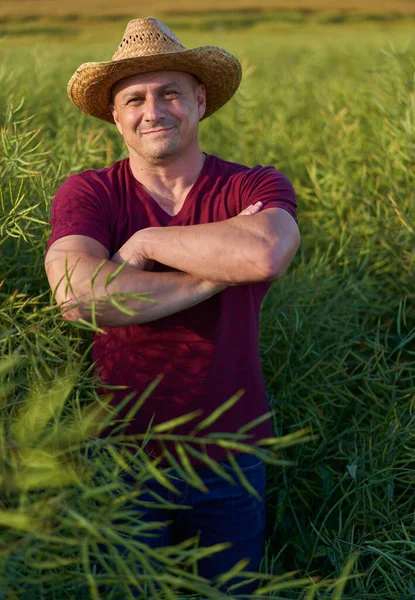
left=112, top=17, right=187, bottom=61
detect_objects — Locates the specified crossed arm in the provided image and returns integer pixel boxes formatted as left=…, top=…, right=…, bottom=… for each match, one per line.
left=112, top=205, right=299, bottom=285
left=45, top=202, right=300, bottom=326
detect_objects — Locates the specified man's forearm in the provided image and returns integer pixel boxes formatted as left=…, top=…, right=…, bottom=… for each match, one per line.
left=136, top=208, right=300, bottom=284
left=54, top=256, right=226, bottom=326
left=136, top=216, right=273, bottom=285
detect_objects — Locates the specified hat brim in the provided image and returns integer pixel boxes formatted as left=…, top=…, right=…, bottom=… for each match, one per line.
left=67, top=46, right=242, bottom=123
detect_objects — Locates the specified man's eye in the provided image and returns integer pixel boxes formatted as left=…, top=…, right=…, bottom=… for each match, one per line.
left=163, top=91, right=179, bottom=98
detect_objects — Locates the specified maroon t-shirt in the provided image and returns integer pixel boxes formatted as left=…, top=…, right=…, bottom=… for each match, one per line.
left=47, top=153, right=297, bottom=467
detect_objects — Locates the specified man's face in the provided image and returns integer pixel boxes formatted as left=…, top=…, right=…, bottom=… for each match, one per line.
left=110, top=70, right=206, bottom=163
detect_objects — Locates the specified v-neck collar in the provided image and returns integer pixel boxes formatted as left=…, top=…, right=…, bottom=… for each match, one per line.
left=129, top=153, right=210, bottom=223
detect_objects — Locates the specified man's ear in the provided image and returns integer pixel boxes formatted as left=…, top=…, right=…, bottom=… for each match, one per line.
left=110, top=103, right=123, bottom=136
left=196, top=83, right=207, bottom=121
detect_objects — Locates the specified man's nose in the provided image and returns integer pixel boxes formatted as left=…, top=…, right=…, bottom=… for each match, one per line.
left=143, top=95, right=165, bottom=122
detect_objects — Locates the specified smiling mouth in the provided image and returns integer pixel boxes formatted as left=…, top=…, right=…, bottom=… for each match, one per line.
left=142, top=126, right=176, bottom=135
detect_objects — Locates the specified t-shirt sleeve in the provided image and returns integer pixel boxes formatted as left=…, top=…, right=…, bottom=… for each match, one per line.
left=46, top=173, right=112, bottom=254
left=239, top=165, right=298, bottom=223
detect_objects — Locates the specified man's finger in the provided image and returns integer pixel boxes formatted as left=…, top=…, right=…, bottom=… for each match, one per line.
left=239, top=201, right=263, bottom=216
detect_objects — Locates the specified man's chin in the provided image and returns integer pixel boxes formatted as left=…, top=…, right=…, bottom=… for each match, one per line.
left=141, top=142, right=181, bottom=162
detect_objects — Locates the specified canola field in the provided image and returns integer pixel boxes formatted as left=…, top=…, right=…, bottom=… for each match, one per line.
left=0, top=9, right=414, bottom=600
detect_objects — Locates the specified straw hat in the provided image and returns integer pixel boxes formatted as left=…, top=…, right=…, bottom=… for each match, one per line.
left=67, top=17, right=242, bottom=124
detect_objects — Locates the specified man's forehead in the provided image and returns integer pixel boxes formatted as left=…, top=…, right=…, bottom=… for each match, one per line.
left=112, top=70, right=198, bottom=95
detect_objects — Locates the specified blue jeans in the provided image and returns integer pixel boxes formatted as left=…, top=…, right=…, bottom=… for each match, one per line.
left=94, top=452, right=266, bottom=597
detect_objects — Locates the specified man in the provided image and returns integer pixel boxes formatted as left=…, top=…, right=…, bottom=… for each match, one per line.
left=45, top=17, right=300, bottom=595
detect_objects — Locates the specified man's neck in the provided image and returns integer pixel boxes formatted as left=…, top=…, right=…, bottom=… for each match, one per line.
left=128, top=146, right=206, bottom=209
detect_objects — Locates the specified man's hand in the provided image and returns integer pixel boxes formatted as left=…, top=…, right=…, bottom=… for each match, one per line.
left=110, top=201, right=264, bottom=269
left=238, top=201, right=263, bottom=216
left=111, top=242, right=153, bottom=271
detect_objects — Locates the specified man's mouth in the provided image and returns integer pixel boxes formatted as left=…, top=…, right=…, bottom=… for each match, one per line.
left=142, top=126, right=176, bottom=135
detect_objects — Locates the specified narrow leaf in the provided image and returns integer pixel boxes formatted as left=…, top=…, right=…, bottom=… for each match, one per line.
left=192, top=390, right=245, bottom=433
left=175, top=443, right=209, bottom=492
left=152, top=409, right=203, bottom=433
left=183, top=444, right=236, bottom=485
left=224, top=451, right=261, bottom=500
